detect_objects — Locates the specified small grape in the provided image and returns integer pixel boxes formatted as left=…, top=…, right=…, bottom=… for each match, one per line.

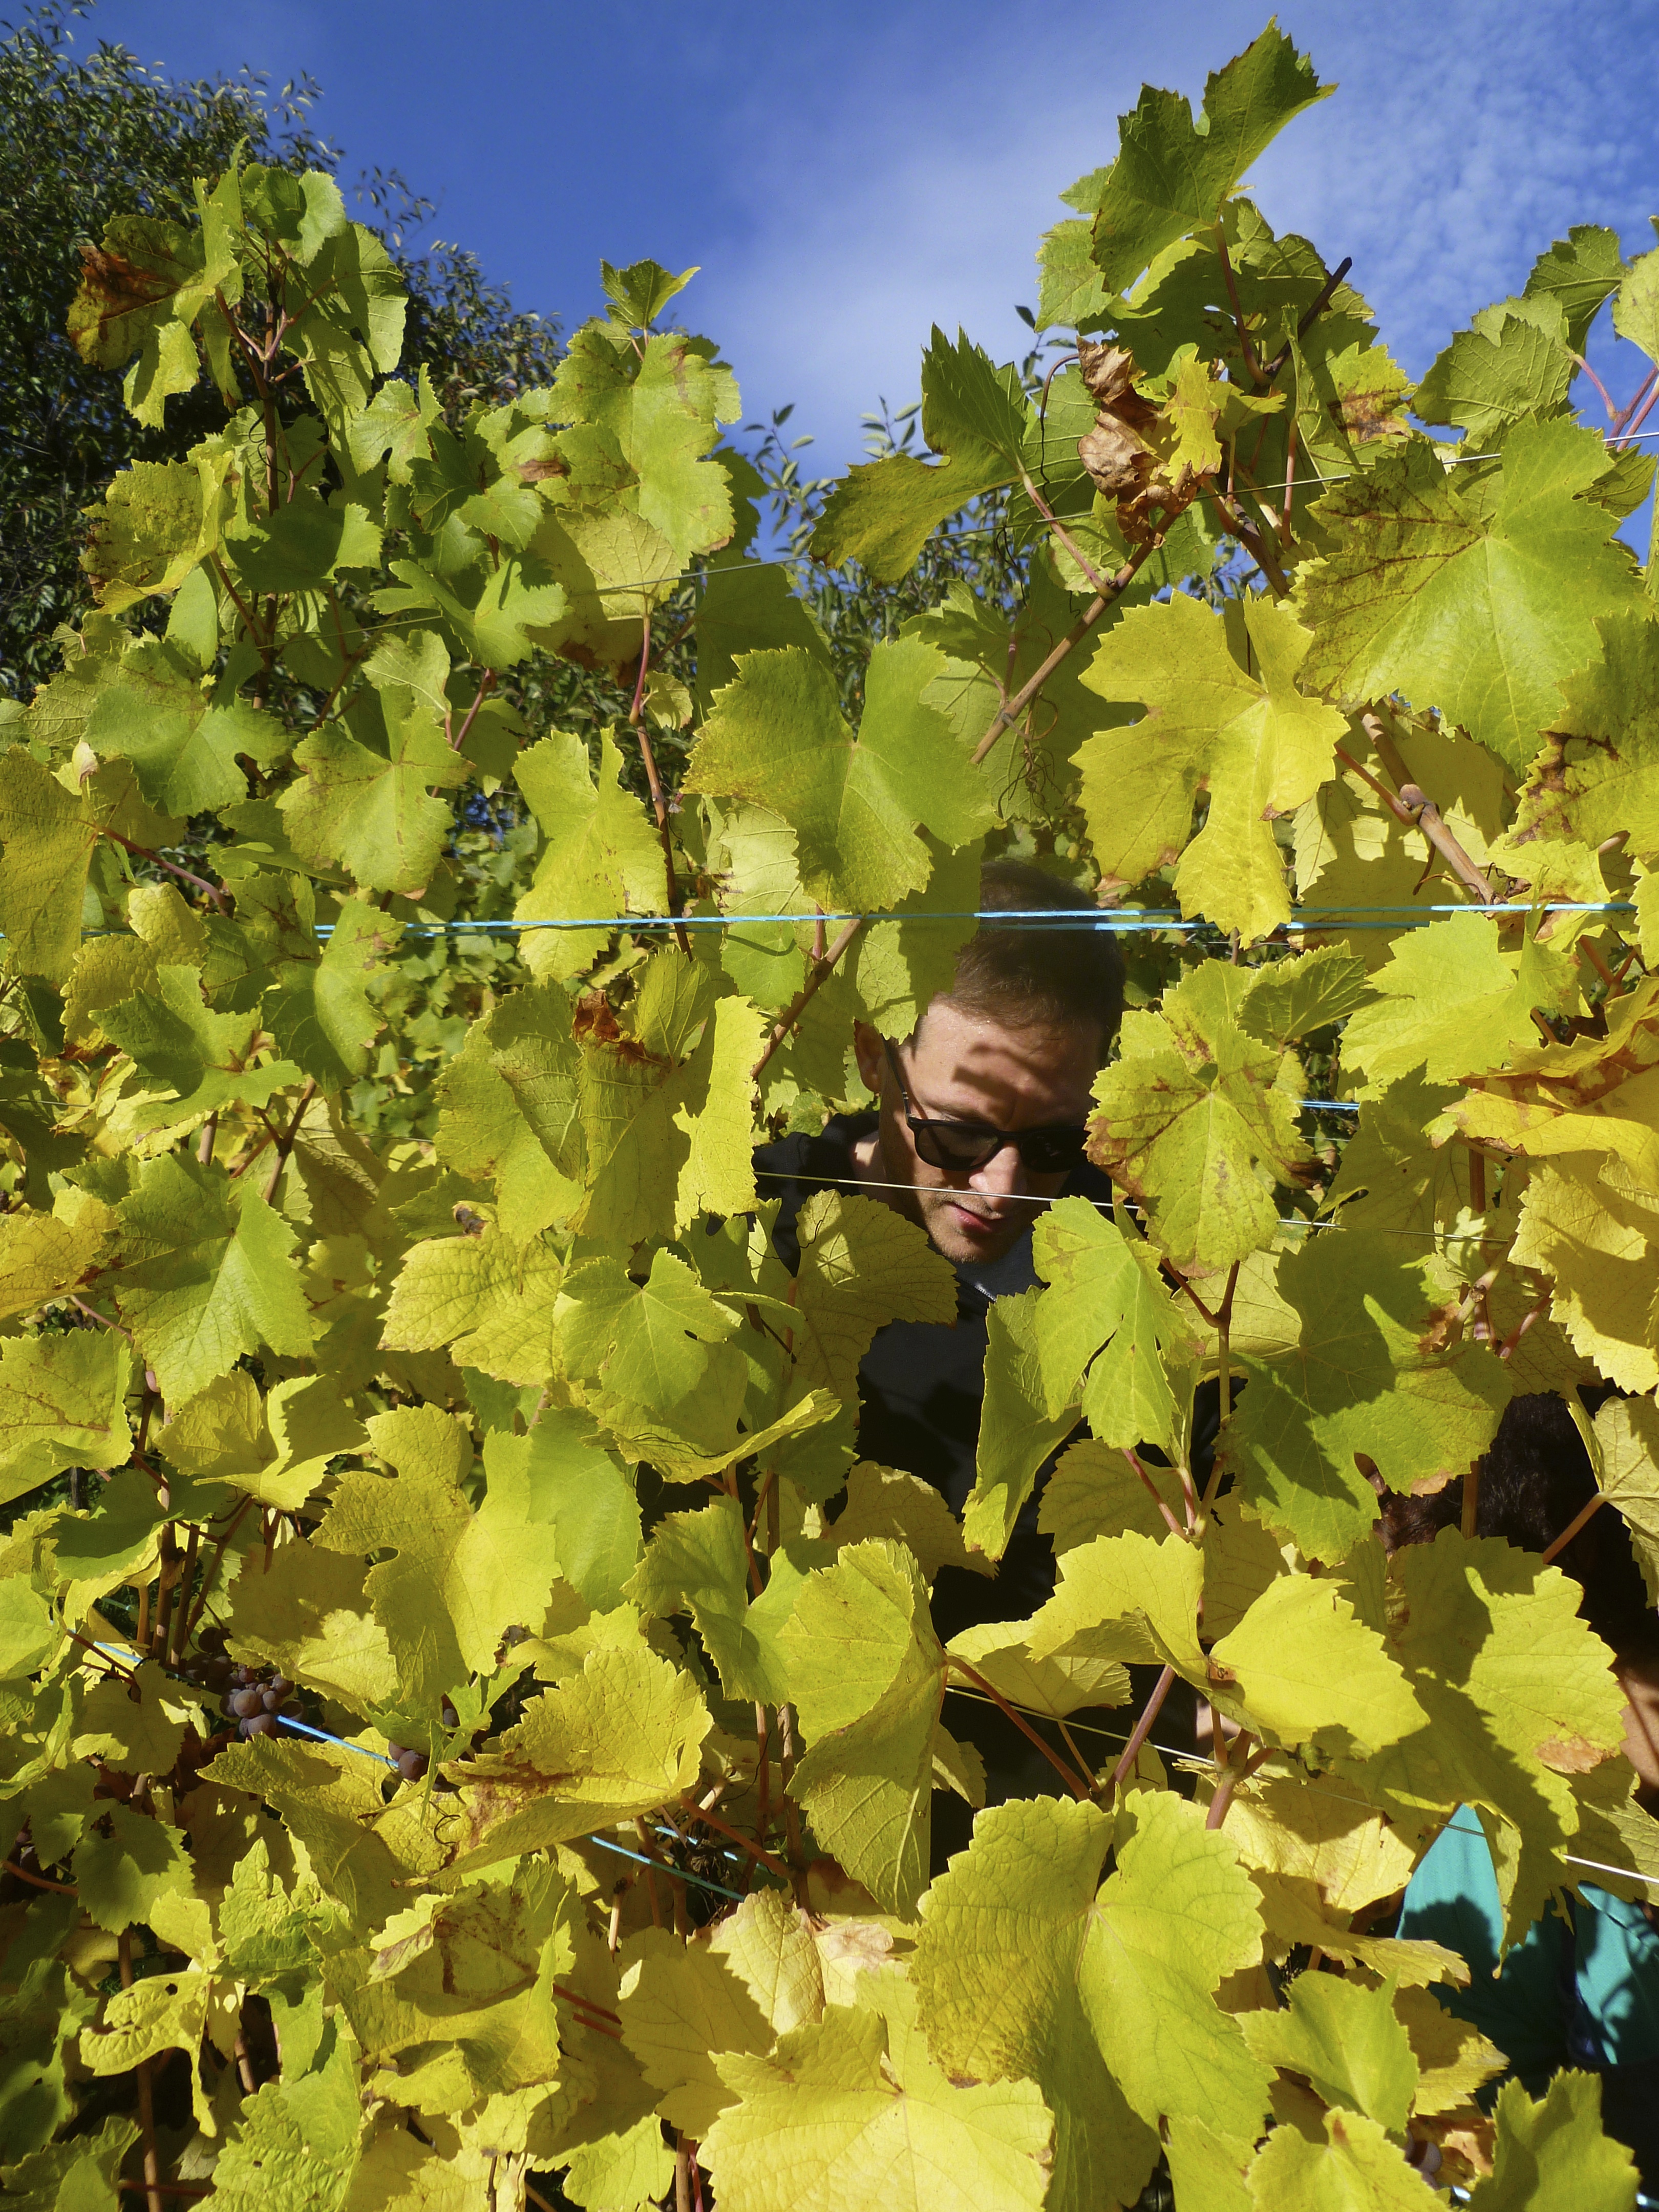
left=267, top=1675, right=291, bottom=1698
left=396, top=1749, right=429, bottom=1782
left=440, top=1697, right=458, bottom=1729
left=260, top=1687, right=284, bottom=1713
left=203, top=1656, right=232, bottom=1690
left=229, top=1687, right=264, bottom=1719
left=241, top=1712, right=278, bottom=1738
left=385, top=1740, right=406, bottom=1761
left=198, top=1627, right=227, bottom=1655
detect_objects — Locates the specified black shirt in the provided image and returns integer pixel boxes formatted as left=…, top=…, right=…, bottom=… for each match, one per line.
left=753, top=1112, right=1115, bottom=1640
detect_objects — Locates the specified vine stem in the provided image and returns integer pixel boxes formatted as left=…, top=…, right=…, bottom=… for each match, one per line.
left=262, top=1079, right=318, bottom=1204
left=1358, top=711, right=1495, bottom=906
left=100, top=828, right=229, bottom=913
left=120, top=1930, right=165, bottom=2212
left=1122, top=1448, right=1188, bottom=1540
left=751, top=918, right=863, bottom=1080
left=1542, top=1493, right=1606, bottom=1565
left=969, top=537, right=1160, bottom=768
left=1206, top=1736, right=1271, bottom=1830
left=626, top=612, right=692, bottom=958
left=1105, top=1665, right=1176, bottom=1795
left=4, top=1858, right=77, bottom=1895
left=947, top=1655, right=1092, bottom=1799
left=1019, top=470, right=1110, bottom=595
left=679, top=1797, right=794, bottom=1882
left=1200, top=1261, right=1243, bottom=1515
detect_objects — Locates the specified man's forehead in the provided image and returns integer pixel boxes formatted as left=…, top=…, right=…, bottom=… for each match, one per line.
left=908, top=996, right=1101, bottom=1107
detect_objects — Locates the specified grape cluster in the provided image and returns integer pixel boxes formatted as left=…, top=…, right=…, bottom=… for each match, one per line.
left=183, top=1630, right=304, bottom=1740
left=386, top=1697, right=458, bottom=1785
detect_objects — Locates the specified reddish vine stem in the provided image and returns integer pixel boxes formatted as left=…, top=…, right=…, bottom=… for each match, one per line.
left=1207, top=1738, right=1272, bottom=1830
left=99, top=828, right=229, bottom=914
left=1214, top=228, right=1265, bottom=385
left=626, top=613, right=692, bottom=958
left=120, top=1930, right=165, bottom=2212
left=679, top=1796, right=794, bottom=1882
left=751, top=918, right=863, bottom=1080
left=262, top=1079, right=318, bottom=1205
left=969, top=536, right=1161, bottom=768
left=179, top=1496, right=256, bottom=1648
left=4, top=1858, right=78, bottom=1895
left=1019, top=470, right=1110, bottom=595
left=947, top=1656, right=1092, bottom=1799
left=1542, top=1493, right=1606, bottom=1565
left=448, top=667, right=498, bottom=754
left=1122, top=1448, right=1187, bottom=1540
left=1105, top=1666, right=1176, bottom=1795
left=1359, top=711, right=1495, bottom=906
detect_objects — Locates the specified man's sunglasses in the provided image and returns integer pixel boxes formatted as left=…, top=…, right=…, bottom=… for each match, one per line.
left=881, top=1039, right=1090, bottom=1179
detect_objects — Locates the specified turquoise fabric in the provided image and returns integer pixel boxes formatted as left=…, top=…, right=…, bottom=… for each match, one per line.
left=1397, top=1810, right=1659, bottom=2088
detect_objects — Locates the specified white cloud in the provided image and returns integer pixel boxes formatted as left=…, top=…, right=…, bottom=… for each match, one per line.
left=695, top=0, right=1659, bottom=464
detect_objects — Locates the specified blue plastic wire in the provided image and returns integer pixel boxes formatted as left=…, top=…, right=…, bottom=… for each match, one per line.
left=90, top=1645, right=753, bottom=1903
left=316, top=899, right=1636, bottom=940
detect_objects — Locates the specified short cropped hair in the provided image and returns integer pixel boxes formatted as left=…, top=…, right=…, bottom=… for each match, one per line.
left=938, top=860, right=1125, bottom=1058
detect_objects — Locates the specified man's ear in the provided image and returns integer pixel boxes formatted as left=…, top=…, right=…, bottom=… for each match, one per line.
left=852, top=1020, right=884, bottom=1098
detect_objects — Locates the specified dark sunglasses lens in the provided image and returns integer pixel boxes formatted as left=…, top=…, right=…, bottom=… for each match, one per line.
left=1018, top=1129, right=1089, bottom=1175
left=913, top=1122, right=999, bottom=1174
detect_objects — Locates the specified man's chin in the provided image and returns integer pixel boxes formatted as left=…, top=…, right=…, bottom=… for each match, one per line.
left=924, top=1198, right=1027, bottom=1267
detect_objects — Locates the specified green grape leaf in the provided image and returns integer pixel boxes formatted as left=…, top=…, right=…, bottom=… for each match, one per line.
left=684, top=637, right=990, bottom=911
left=0, top=1327, right=130, bottom=1512
left=1224, top=1230, right=1514, bottom=1564
left=80, top=459, right=207, bottom=612
left=1031, top=1195, right=1201, bottom=1446
left=1341, top=914, right=1578, bottom=1093
left=279, top=714, right=471, bottom=897
left=1241, top=1971, right=1418, bottom=2130
left=314, top=1405, right=562, bottom=1705
left=1165, top=2118, right=1253, bottom=2212
left=1026, top=1529, right=1207, bottom=1681
left=513, top=730, right=667, bottom=979
left=1079, top=594, right=1346, bottom=939
left=1589, top=1397, right=1659, bottom=1603
left=71, top=1800, right=191, bottom=1933
left=1515, top=612, right=1659, bottom=858
left=225, top=492, right=382, bottom=595
left=626, top=1495, right=788, bottom=1704
left=961, top=1284, right=1082, bottom=1562
left=912, top=1794, right=1157, bottom=2207
left=1039, top=1437, right=1187, bottom=1552
left=692, top=561, right=832, bottom=720
left=1414, top=297, right=1577, bottom=443
left=380, top=1219, right=561, bottom=1387
left=163, top=1369, right=365, bottom=1510
left=617, top=1924, right=771, bottom=2139
left=1209, top=1568, right=1426, bottom=1756
left=206, top=2025, right=363, bottom=2207
left=432, top=982, right=585, bottom=1237
left=785, top=1188, right=958, bottom=1438
left=946, top=1615, right=1129, bottom=1721
left=1525, top=225, right=1627, bottom=354
left=101, top=965, right=301, bottom=1130
left=701, top=1992, right=1053, bottom=2212
left=0, top=2120, right=140, bottom=2211
left=1090, top=26, right=1330, bottom=292
left=111, top=1155, right=316, bottom=1403
left=1087, top=962, right=1310, bottom=1269
left=1293, top=424, right=1642, bottom=775
left=827, top=1461, right=988, bottom=1586
left=779, top=1539, right=946, bottom=1917
left=441, top=1644, right=710, bottom=1873
left=1246, top=2109, right=1440, bottom=2209
left=483, top=1413, right=641, bottom=1612
left=807, top=328, right=1031, bottom=581
left=1079, top=1791, right=1270, bottom=2136
left=223, top=1543, right=398, bottom=1714
left=1467, top=2069, right=1639, bottom=2210
left=82, top=635, right=286, bottom=816
left=263, top=895, right=395, bottom=1090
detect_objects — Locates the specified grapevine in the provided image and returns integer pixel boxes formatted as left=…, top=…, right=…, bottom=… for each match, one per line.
left=3, top=22, right=1659, bottom=2212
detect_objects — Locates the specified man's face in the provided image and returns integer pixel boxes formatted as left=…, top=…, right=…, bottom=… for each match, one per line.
left=852, top=998, right=1101, bottom=1267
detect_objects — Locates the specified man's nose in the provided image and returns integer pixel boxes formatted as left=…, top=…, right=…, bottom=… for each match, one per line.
left=968, top=1144, right=1027, bottom=1205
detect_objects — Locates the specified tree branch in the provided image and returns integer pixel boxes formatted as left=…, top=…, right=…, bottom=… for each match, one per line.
left=1359, top=710, right=1495, bottom=906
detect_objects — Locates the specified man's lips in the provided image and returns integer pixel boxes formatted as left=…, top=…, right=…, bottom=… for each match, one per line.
left=944, top=1199, right=1006, bottom=1235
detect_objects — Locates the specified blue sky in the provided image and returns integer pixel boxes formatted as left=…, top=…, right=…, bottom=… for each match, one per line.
left=68, top=0, right=1659, bottom=474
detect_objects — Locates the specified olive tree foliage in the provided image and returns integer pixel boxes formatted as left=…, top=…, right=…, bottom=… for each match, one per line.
left=0, top=0, right=561, bottom=699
